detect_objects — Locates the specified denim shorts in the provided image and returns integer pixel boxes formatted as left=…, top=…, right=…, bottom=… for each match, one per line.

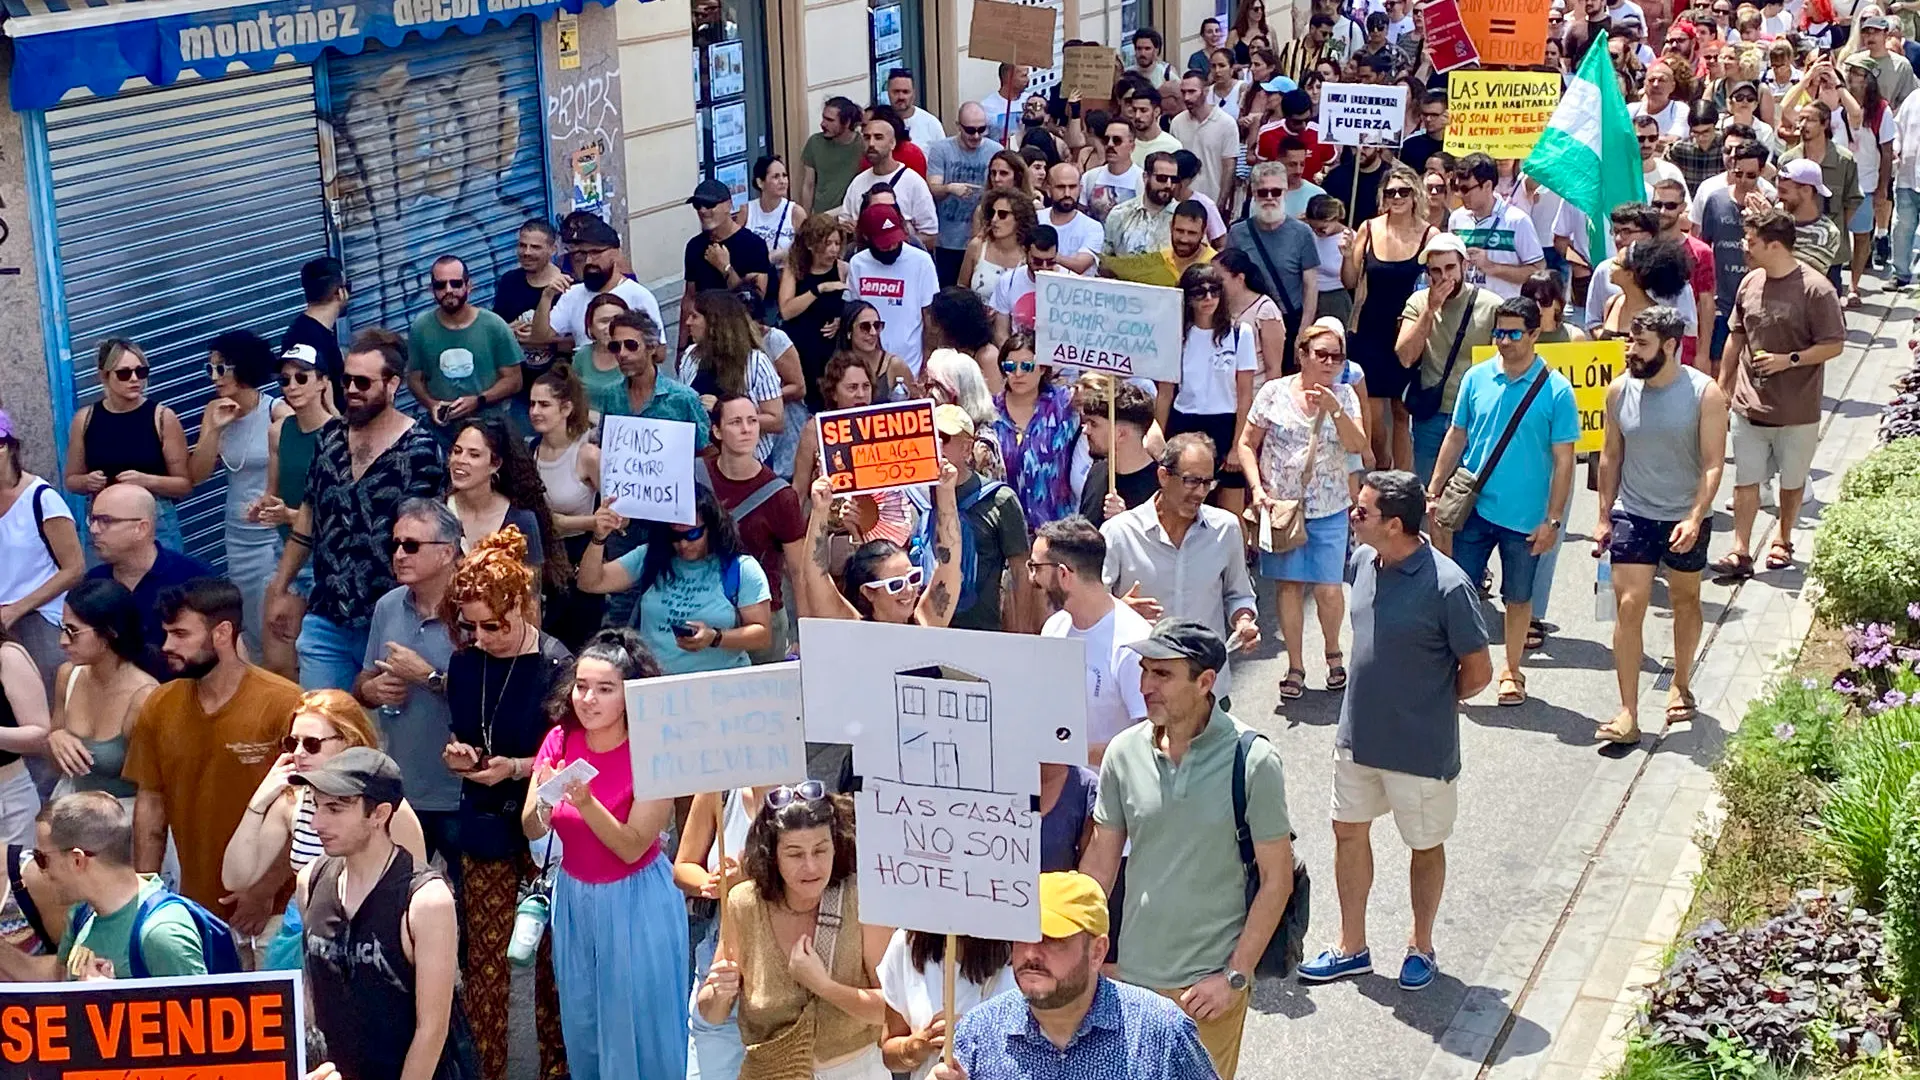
left=1450, top=511, right=1539, bottom=605
left=1849, top=195, right=1876, bottom=234
left=1607, top=510, right=1711, bottom=574
left=1259, top=510, right=1350, bottom=584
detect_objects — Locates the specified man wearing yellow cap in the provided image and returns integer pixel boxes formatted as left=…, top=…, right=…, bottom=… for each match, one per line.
left=932, top=872, right=1218, bottom=1080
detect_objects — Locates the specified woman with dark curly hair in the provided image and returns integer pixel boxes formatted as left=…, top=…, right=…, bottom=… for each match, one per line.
left=779, top=214, right=851, bottom=412
left=925, top=286, right=1003, bottom=394
left=958, top=188, right=1036, bottom=313
left=678, top=290, right=786, bottom=460
left=697, top=785, right=892, bottom=1079
left=523, top=627, right=686, bottom=1080
left=445, top=416, right=569, bottom=592
left=575, top=487, right=773, bottom=675
left=1597, top=238, right=1696, bottom=359
left=439, top=528, right=574, bottom=1080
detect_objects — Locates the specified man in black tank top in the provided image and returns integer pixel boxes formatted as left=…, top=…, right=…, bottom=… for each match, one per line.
left=296, top=748, right=468, bottom=1080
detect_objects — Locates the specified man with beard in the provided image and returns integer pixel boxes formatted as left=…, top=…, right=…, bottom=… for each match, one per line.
left=847, top=205, right=941, bottom=375
left=933, top=872, right=1218, bottom=1080
left=491, top=220, right=568, bottom=399
left=1225, top=162, right=1320, bottom=355
left=1593, top=306, right=1726, bottom=745
left=406, top=255, right=523, bottom=444
left=125, top=577, right=302, bottom=955
left=1122, top=82, right=1182, bottom=166
left=267, top=329, right=447, bottom=693
left=1777, top=158, right=1846, bottom=276
left=1780, top=101, right=1861, bottom=285
left=280, top=256, right=348, bottom=409
left=928, top=102, right=1006, bottom=286
left=1163, top=200, right=1216, bottom=280
left=530, top=213, right=664, bottom=355
left=1694, top=142, right=1770, bottom=368
left=1035, top=516, right=1149, bottom=765
left=1103, top=151, right=1181, bottom=260
left=1041, top=163, right=1103, bottom=273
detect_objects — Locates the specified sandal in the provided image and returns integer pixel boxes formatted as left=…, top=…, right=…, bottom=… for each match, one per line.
left=1710, top=551, right=1755, bottom=578
left=1325, top=653, right=1348, bottom=691
left=1525, top=620, right=1547, bottom=651
left=1765, top=539, right=1794, bottom=570
left=1666, top=689, right=1699, bottom=723
left=1595, top=714, right=1642, bottom=744
left=1846, top=289, right=1864, bottom=309
left=1280, top=669, right=1307, bottom=699
left=1497, top=672, right=1527, bottom=707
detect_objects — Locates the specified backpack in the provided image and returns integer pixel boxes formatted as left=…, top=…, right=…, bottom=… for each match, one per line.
left=1232, top=729, right=1311, bottom=977
left=24, top=482, right=58, bottom=565
left=907, top=479, right=1006, bottom=616
left=74, top=887, right=244, bottom=978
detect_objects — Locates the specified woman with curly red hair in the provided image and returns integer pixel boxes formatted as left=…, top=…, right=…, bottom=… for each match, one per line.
left=439, top=527, right=574, bottom=1080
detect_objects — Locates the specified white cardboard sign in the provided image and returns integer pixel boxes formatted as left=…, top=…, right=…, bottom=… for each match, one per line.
left=601, top=415, right=697, bottom=525
left=1032, top=271, right=1182, bottom=384
left=625, top=662, right=807, bottom=800
left=1319, top=82, right=1408, bottom=147
left=857, top=777, right=1041, bottom=941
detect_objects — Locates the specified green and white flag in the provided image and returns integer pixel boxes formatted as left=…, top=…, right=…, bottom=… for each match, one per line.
left=1524, top=30, right=1642, bottom=263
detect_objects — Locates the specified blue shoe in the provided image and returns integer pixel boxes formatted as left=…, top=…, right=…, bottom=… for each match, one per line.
left=1297, top=947, right=1373, bottom=982
left=1399, top=948, right=1437, bottom=991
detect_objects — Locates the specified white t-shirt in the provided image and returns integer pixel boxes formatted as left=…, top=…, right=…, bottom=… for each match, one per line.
left=1171, top=108, right=1240, bottom=205
left=901, top=107, right=947, bottom=150
left=989, top=266, right=1038, bottom=331
left=841, top=163, right=939, bottom=238
left=1313, top=230, right=1346, bottom=292
left=1173, top=322, right=1258, bottom=415
left=1689, top=172, right=1778, bottom=225
left=1085, top=165, right=1143, bottom=221
left=1447, top=199, right=1545, bottom=300
left=877, top=931, right=1018, bottom=1080
left=1630, top=97, right=1689, bottom=140
left=1835, top=107, right=1895, bottom=195
left=551, top=279, right=663, bottom=347
left=0, top=480, right=71, bottom=624
left=1045, top=210, right=1106, bottom=262
left=1042, top=602, right=1151, bottom=749
left=1642, top=158, right=1687, bottom=198
left=982, top=94, right=1023, bottom=147
left=847, top=245, right=941, bottom=375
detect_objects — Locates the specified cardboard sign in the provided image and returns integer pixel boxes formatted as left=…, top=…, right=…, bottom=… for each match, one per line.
left=1422, top=0, right=1482, bottom=73
left=817, top=400, right=941, bottom=496
left=1445, top=71, right=1562, bottom=158
left=968, top=0, right=1056, bottom=67
left=601, top=415, right=698, bottom=526
left=1032, top=271, right=1182, bottom=383
left=1062, top=43, right=1116, bottom=99
left=858, top=776, right=1042, bottom=940
left=626, top=662, right=807, bottom=800
left=1320, top=82, right=1408, bottom=147
left=1459, top=0, right=1550, bottom=66
left=0, top=970, right=304, bottom=1078
left=1470, top=340, right=1624, bottom=454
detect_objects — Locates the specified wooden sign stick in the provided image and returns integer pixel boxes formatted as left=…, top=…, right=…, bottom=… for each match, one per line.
left=943, top=932, right=959, bottom=1066
left=715, top=798, right=730, bottom=949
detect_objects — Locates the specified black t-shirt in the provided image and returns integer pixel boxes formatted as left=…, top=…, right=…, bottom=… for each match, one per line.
left=1400, top=131, right=1444, bottom=170
left=1079, top=460, right=1161, bottom=526
left=1322, top=153, right=1386, bottom=227
left=447, top=633, right=573, bottom=828
left=684, top=227, right=774, bottom=298
left=279, top=313, right=345, bottom=403
left=492, top=268, right=562, bottom=390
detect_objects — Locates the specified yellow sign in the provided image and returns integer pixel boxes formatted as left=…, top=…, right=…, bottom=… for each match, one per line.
left=1471, top=340, right=1622, bottom=454
left=1444, top=71, right=1562, bottom=159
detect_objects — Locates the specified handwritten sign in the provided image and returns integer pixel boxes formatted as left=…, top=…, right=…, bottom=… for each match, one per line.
left=968, top=0, right=1056, bottom=67
left=626, top=662, right=806, bottom=800
left=1033, top=271, right=1182, bottom=383
left=817, top=400, right=940, bottom=496
left=1063, top=43, right=1116, bottom=99
left=1422, top=0, right=1482, bottom=73
left=0, top=970, right=304, bottom=1078
left=1460, top=0, right=1550, bottom=66
left=601, top=416, right=697, bottom=526
left=1471, top=339, right=1623, bottom=454
left=1321, top=82, right=1407, bottom=147
left=858, top=776, right=1042, bottom=940
left=1445, top=71, right=1562, bottom=158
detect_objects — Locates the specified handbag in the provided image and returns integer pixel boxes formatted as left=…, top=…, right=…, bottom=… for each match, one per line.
left=1403, top=285, right=1479, bottom=421
left=1432, top=369, right=1550, bottom=532
left=738, top=881, right=847, bottom=1080
left=1232, top=729, right=1310, bottom=977
left=1244, top=408, right=1324, bottom=555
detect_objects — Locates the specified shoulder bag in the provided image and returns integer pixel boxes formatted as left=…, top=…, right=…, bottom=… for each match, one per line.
left=738, top=882, right=847, bottom=1080
left=1243, top=402, right=1324, bottom=555
left=1432, top=368, right=1550, bottom=532
left=1403, top=285, right=1479, bottom=421
left=1233, top=730, right=1310, bottom=977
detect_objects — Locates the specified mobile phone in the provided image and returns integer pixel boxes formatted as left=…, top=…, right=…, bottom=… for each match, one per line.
left=434, top=401, right=454, bottom=425
left=671, top=621, right=698, bottom=638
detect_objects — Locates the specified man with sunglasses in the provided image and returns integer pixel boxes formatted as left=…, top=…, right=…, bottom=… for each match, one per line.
left=1225, top=161, right=1320, bottom=349
left=990, top=224, right=1060, bottom=342
left=1448, top=153, right=1546, bottom=301
left=405, top=254, right=523, bottom=445
left=1696, top=143, right=1773, bottom=364
left=1085, top=121, right=1144, bottom=222
left=928, top=102, right=1007, bottom=287
left=84, top=484, right=213, bottom=655
left=1035, top=517, right=1149, bottom=765
left=1104, top=151, right=1183, bottom=262
left=1687, top=121, right=1777, bottom=220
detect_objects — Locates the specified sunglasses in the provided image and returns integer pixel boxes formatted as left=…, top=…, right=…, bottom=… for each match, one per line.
left=610, top=338, right=649, bottom=353
left=1383, top=187, right=1415, bottom=199
left=30, top=848, right=94, bottom=871
left=1636, top=135, right=1660, bottom=144
left=672, top=526, right=708, bottom=544
left=1349, top=504, right=1373, bottom=521
left=961, top=124, right=990, bottom=136
left=1105, top=135, right=1128, bottom=145
left=854, top=319, right=884, bottom=332
left=345, top=374, right=384, bottom=392
left=431, top=278, right=467, bottom=291
left=283, top=733, right=346, bottom=755
left=765, top=780, right=827, bottom=809
left=389, top=537, right=453, bottom=554
left=1650, top=200, right=1683, bottom=211
left=1186, top=283, right=1223, bottom=298
left=58, top=623, right=93, bottom=641
left=207, top=361, right=232, bottom=378
left=457, top=617, right=510, bottom=635
left=860, top=566, right=925, bottom=595
left=1451, top=179, right=1481, bottom=192
left=991, top=208, right=1014, bottom=220
left=1000, top=359, right=1038, bottom=374
left=1253, top=187, right=1287, bottom=199
left=110, top=366, right=150, bottom=383
left=280, top=369, right=317, bottom=387
left=1491, top=327, right=1528, bottom=342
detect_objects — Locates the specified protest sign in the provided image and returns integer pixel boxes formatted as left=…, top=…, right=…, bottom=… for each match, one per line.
left=817, top=399, right=940, bottom=496
left=1471, top=339, right=1623, bottom=454
left=1459, top=0, right=1551, bottom=66
left=968, top=0, right=1055, bottom=67
left=0, top=970, right=304, bottom=1078
left=858, top=776, right=1041, bottom=940
left=1321, top=83, right=1407, bottom=146
left=1422, top=0, right=1481, bottom=73
left=1062, top=43, right=1115, bottom=99
left=1445, top=71, right=1562, bottom=158
left=626, top=662, right=806, bottom=800
left=601, top=415, right=697, bottom=526
left=1032, top=271, right=1182, bottom=383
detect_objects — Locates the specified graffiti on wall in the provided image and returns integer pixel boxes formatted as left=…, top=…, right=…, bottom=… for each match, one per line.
left=542, top=5, right=626, bottom=237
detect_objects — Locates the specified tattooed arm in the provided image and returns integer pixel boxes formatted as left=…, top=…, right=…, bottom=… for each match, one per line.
left=802, top=478, right=862, bottom=621
left=914, top=461, right=962, bottom=628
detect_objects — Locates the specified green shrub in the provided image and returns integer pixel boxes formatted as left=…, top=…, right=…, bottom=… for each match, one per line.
left=1732, top=677, right=1851, bottom=781
left=1840, top=440, right=1920, bottom=503
left=1885, top=774, right=1920, bottom=1018
left=1701, top=747, right=1826, bottom=925
left=1608, top=1040, right=1712, bottom=1080
left=1821, top=706, right=1920, bottom=904
left=1811, top=497, right=1920, bottom=629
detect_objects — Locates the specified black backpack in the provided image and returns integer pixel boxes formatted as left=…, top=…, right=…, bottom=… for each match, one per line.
left=1233, top=729, right=1311, bottom=977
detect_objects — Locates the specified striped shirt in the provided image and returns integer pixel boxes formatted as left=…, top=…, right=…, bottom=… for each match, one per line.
left=291, top=789, right=325, bottom=872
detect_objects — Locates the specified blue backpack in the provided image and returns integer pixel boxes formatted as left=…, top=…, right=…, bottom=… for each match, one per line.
left=908, top=479, right=1005, bottom=616
left=75, top=888, right=244, bottom=978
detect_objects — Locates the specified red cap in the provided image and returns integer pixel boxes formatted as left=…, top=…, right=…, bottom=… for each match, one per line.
left=858, top=204, right=908, bottom=247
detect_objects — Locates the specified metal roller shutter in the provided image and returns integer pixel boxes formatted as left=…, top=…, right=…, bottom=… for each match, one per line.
left=43, top=67, right=331, bottom=565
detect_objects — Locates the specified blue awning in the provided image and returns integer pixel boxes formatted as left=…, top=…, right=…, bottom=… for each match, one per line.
left=4, top=0, right=611, bottom=110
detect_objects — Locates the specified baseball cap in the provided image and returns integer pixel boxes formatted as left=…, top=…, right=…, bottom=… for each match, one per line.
left=290, top=746, right=407, bottom=808
left=933, top=402, right=975, bottom=437
left=689, top=178, right=734, bottom=208
left=1259, top=74, right=1298, bottom=93
left=1126, top=617, right=1228, bottom=674
left=1845, top=51, right=1881, bottom=72
left=1779, top=158, right=1832, bottom=197
left=560, top=212, right=621, bottom=250
left=1419, top=231, right=1469, bottom=263
left=1038, top=872, right=1110, bottom=938
left=858, top=204, right=908, bottom=247
left=280, top=342, right=322, bottom=370
left=1861, top=13, right=1892, bottom=28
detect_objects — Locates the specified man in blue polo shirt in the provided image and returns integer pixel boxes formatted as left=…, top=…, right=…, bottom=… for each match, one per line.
left=85, top=483, right=212, bottom=658
left=1425, top=296, right=1577, bottom=708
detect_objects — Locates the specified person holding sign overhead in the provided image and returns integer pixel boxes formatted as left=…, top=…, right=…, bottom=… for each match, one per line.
left=798, top=458, right=962, bottom=628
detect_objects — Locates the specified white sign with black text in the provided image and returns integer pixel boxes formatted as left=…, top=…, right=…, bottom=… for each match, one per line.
left=600, top=415, right=697, bottom=525
left=1320, top=82, right=1408, bottom=147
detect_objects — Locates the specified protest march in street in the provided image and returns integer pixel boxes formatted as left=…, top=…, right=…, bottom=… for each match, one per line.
left=0, top=0, right=1892, bottom=1072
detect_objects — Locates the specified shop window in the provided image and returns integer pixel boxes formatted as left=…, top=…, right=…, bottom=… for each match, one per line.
left=1121, top=0, right=1144, bottom=64
left=869, top=0, right=926, bottom=106
left=692, top=0, right=772, bottom=208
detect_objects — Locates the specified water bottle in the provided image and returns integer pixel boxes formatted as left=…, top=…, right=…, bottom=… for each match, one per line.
left=891, top=375, right=909, bottom=402
left=1595, top=552, right=1616, bottom=623
left=507, top=893, right=551, bottom=967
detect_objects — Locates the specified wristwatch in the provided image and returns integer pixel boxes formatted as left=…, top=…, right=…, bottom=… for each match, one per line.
left=1789, top=351, right=1802, bottom=366
left=1225, top=968, right=1250, bottom=992
left=1549, top=517, right=1563, bottom=531
left=426, top=670, right=446, bottom=695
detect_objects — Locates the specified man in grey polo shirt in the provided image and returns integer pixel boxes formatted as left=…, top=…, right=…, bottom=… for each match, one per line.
left=1297, top=471, right=1491, bottom=992
left=1080, top=619, right=1292, bottom=1080
left=352, top=497, right=463, bottom=874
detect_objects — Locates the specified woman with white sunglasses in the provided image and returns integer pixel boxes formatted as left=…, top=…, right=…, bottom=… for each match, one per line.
left=795, top=459, right=961, bottom=628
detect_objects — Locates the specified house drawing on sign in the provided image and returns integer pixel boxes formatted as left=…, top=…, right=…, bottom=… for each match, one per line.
left=894, top=663, right=994, bottom=791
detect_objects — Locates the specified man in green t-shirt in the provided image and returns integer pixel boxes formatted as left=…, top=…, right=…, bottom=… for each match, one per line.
left=407, top=255, right=524, bottom=444
left=0, top=792, right=206, bottom=981
left=800, top=97, right=866, bottom=213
